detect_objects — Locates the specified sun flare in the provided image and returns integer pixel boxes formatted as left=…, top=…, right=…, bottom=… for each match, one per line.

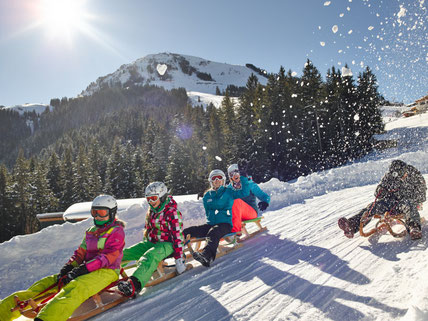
left=40, top=0, right=87, bottom=41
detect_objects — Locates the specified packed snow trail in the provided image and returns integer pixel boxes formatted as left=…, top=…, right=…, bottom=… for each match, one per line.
left=1, top=110, right=428, bottom=321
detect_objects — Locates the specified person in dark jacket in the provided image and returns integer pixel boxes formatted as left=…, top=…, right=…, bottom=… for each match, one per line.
left=338, top=160, right=427, bottom=240
left=226, top=163, right=270, bottom=233
left=183, top=163, right=250, bottom=267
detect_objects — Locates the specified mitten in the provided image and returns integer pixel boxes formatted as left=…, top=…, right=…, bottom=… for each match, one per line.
left=62, top=264, right=89, bottom=285
left=58, top=264, right=74, bottom=281
left=258, top=201, right=269, bottom=211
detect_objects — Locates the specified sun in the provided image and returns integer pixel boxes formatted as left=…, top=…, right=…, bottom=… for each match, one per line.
left=39, top=0, right=88, bottom=41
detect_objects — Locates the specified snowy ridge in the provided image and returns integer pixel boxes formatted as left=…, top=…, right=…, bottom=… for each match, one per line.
left=1, top=112, right=428, bottom=321
left=1, top=103, right=51, bottom=115
left=81, top=53, right=268, bottom=97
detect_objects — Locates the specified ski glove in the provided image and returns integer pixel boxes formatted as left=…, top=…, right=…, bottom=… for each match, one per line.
left=62, top=264, right=89, bottom=285
left=258, top=201, right=269, bottom=212
left=175, top=258, right=186, bottom=275
left=57, top=263, right=74, bottom=281
left=238, top=159, right=249, bottom=177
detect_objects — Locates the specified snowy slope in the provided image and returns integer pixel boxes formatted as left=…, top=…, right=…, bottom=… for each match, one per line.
left=187, top=91, right=240, bottom=109
left=81, top=53, right=268, bottom=97
left=1, top=103, right=52, bottom=115
left=1, top=112, right=428, bottom=321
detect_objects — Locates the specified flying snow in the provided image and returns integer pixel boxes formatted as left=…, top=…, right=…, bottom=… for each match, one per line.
left=323, top=1, right=331, bottom=6
left=332, top=25, right=338, bottom=33
left=215, top=156, right=222, bottom=161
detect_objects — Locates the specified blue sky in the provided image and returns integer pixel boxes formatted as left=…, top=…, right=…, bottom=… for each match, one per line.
left=0, top=0, right=426, bottom=106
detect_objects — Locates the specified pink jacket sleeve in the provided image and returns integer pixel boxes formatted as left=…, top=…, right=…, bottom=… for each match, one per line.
left=85, top=227, right=125, bottom=272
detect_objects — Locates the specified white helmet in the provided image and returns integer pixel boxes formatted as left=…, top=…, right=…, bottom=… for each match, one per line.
left=145, top=182, right=168, bottom=198
left=91, top=194, right=118, bottom=221
left=208, top=169, right=226, bottom=188
left=227, top=164, right=239, bottom=177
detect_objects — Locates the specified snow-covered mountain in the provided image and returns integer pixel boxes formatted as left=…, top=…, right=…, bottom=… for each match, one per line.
left=81, top=53, right=269, bottom=98
left=1, top=103, right=51, bottom=115
left=2, top=111, right=428, bottom=321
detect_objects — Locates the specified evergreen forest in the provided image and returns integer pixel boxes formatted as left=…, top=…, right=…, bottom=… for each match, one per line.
left=0, top=60, right=385, bottom=242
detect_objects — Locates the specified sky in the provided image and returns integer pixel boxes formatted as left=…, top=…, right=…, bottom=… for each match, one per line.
left=0, top=0, right=426, bottom=107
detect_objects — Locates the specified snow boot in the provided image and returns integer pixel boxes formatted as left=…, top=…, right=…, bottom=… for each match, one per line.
left=338, top=217, right=355, bottom=239
left=193, top=251, right=212, bottom=267
left=409, top=226, right=422, bottom=240
left=118, top=276, right=142, bottom=298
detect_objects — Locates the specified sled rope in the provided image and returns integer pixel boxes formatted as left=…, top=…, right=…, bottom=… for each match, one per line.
left=359, top=189, right=407, bottom=238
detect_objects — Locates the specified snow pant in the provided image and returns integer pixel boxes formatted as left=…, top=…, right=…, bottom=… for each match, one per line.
left=231, top=199, right=258, bottom=233
left=0, top=269, right=118, bottom=321
left=348, top=199, right=421, bottom=234
left=122, top=241, right=173, bottom=287
left=183, top=223, right=232, bottom=261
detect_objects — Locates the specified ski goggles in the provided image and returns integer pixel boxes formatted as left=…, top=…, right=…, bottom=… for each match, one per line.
left=211, top=175, right=224, bottom=181
left=146, top=195, right=159, bottom=203
left=91, top=208, right=109, bottom=218
left=228, top=170, right=240, bottom=178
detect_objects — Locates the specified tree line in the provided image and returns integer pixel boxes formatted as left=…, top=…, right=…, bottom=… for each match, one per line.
left=0, top=59, right=384, bottom=242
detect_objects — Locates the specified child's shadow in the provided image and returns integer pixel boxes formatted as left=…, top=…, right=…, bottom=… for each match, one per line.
left=254, top=234, right=370, bottom=285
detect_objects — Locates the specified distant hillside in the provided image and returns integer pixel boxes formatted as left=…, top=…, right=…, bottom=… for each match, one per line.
left=1, top=103, right=51, bottom=115
left=81, top=53, right=268, bottom=97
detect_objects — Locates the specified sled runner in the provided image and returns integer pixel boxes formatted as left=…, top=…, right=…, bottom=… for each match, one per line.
left=122, top=259, right=193, bottom=288
left=184, top=232, right=243, bottom=262
left=359, top=210, right=423, bottom=238
left=238, top=216, right=267, bottom=242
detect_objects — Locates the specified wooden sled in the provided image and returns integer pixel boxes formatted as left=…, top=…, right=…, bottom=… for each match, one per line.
left=122, top=257, right=193, bottom=288
left=359, top=211, right=408, bottom=238
left=238, top=216, right=267, bottom=243
left=184, top=232, right=243, bottom=262
left=13, top=269, right=130, bottom=320
left=14, top=258, right=193, bottom=320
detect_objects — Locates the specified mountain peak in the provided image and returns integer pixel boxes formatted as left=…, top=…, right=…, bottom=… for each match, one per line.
left=81, top=52, right=268, bottom=97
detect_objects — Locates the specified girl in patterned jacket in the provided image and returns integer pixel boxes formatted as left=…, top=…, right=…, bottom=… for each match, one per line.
left=0, top=194, right=125, bottom=321
left=117, top=181, right=185, bottom=297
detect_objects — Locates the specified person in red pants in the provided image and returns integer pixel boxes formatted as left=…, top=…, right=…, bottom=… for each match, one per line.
left=227, top=163, right=271, bottom=233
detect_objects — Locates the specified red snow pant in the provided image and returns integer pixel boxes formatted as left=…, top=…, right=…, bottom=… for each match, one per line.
left=231, top=199, right=257, bottom=233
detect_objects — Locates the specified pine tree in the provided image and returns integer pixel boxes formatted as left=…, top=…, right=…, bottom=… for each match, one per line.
left=60, top=148, right=75, bottom=210
left=235, top=74, right=260, bottom=162
left=219, top=91, right=238, bottom=166
left=356, top=67, right=384, bottom=155
left=166, top=136, right=194, bottom=194
left=10, top=151, right=33, bottom=235
left=206, top=104, right=225, bottom=170
left=0, top=165, right=15, bottom=242
left=46, top=152, right=63, bottom=200
left=31, top=161, right=58, bottom=221
left=338, top=65, right=359, bottom=159
left=72, top=146, right=92, bottom=203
